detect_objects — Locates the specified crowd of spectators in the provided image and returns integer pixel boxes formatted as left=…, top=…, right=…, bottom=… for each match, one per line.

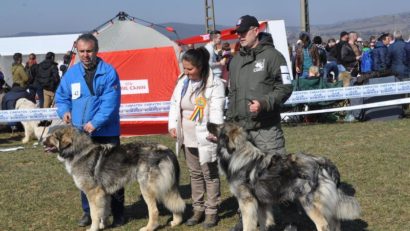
left=290, top=30, right=410, bottom=83
left=0, top=51, right=72, bottom=131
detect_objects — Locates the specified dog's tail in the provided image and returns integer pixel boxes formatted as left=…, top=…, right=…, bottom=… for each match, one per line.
left=155, top=147, right=185, bottom=214
left=316, top=170, right=360, bottom=221
left=336, top=189, right=361, bottom=220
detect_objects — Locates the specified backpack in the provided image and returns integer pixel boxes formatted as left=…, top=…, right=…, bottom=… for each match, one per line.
left=361, top=50, right=373, bottom=73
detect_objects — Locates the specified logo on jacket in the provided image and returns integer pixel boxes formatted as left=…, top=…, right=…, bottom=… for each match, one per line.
left=253, top=59, right=265, bottom=72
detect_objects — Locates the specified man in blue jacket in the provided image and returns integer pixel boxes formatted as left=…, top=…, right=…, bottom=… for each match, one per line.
left=387, top=31, right=409, bottom=78
left=55, top=33, right=124, bottom=228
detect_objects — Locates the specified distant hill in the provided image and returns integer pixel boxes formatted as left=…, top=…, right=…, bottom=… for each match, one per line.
left=296, top=11, right=410, bottom=42
left=3, top=11, right=409, bottom=43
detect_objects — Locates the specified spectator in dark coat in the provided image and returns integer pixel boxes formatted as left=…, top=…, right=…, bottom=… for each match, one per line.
left=36, top=52, right=60, bottom=108
left=336, top=31, right=349, bottom=66
left=341, top=32, right=361, bottom=73
left=387, top=31, right=408, bottom=77
left=295, top=32, right=320, bottom=78
left=0, top=67, right=5, bottom=87
left=1, top=84, right=35, bottom=110
left=405, top=41, right=410, bottom=77
left=324, top=38, right=339, bottom=81
left=372, top=33, right=390, bottom=72
left=25, top=53, right=41, bottom=106
left=313, top=36, right=327, bottom=68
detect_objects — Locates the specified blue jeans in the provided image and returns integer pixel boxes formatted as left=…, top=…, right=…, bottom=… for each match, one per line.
left=298, top=71, right=309, bottom=79
left=36, top=87, right=44, bottom=108
left=324, top=62, right=339, bottom=81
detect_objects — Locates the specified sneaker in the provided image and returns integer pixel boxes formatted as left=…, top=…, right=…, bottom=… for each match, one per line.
left=185, top=210, right=204, bottom=226
left=78, top=213, right=91, bottom=227
left=203, top=214, right=219, bottom=228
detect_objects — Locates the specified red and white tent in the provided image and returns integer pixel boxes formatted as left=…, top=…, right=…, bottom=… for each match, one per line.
left=176, top=22, right=267, bottom=45
left=87, top=15, right=181, bottom=136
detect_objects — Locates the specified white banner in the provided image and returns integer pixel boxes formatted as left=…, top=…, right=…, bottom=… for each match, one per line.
left=282, top=98, right=410, bottom=116
left=285, top=81, right=410, bottom=104
left=0, top=101, right=171, bottom=123
left=2, top=81, right=410, bottom=123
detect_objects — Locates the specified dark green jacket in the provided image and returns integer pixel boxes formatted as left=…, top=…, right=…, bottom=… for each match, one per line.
left=226, top=34, right=293, bottom=130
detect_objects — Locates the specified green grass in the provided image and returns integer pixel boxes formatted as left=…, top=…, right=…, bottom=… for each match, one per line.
left=0, top=119, right=409, bottom=231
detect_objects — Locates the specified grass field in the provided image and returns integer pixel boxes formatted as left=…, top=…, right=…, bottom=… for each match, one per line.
left=0, top=118, right=409, bottom=231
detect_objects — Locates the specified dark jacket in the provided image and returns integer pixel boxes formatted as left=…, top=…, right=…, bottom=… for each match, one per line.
left=226, top=33, right=293, bottom=130
left=295, top=43, right=320, bottom=73
left=25, top=63, right=38, bottom=86
left=36, top=60, right=60, bottom=91
left=341, top=43, right=358, bottom=70
left=387, top=39, right=408, bottom=76
left=405, top=42, right=410, bottom=72
left=336, top=41, right=347, bottom=64
left=316, top=44, right=327, bottom=67
left=325, top=45, right=338, bottom=62
left=1, top=85, right=35, bottom=110
left=372, top=41, right=389, bottom=71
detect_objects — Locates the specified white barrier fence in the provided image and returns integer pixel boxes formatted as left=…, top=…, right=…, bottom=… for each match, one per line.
left=285, top=81, right=410, bottom=104
left=1, top=82, right=410, bottom=123
left=0, top=101, right=172, bottom=123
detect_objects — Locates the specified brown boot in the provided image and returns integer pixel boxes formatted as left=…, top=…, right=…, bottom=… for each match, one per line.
left=203, top=214, right=219, bottom=228
left=185, top=210, right=204, bottom=226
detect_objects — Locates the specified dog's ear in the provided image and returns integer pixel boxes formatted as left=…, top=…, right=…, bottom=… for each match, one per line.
left=226, top=127, right=240, bottom=154
left=207, top=122, right=222, bottom=137
left=59, top=129, right=73, bottom=150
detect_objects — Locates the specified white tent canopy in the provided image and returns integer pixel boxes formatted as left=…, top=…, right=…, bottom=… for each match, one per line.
left=0, top=34, right=79, bottom=56
left=0, top=34, right=79, bottom=85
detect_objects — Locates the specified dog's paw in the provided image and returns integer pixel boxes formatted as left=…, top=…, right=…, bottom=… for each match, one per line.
left=139, top=226, right=149, bottom=231
left=22, top=137, right=29, bottom=144
left=139, top=224, right=159, bottom=231
left=99, top=219, right=108, bottom=229
left=86, top=228, right=99, bottom=231
left=169, top=216, right=183, bottom=227
left=169, top=220, right=180, bottom=227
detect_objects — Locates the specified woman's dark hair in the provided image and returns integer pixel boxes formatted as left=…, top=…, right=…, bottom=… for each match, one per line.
left=181, top=46, right=210, bottom=95
left=13, top=53, right=22, bottom=65
left=299, top=32, right=311, bottom=46
left=313, top=36, right=322, bottom=45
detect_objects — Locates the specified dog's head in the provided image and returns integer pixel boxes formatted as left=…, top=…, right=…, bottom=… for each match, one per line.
left=43, top=125, right=78, bottom=158
left=207, top=122, right=247, bottom=155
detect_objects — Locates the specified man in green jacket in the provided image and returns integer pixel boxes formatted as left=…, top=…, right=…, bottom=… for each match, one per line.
left=226, top=15, right=293, bottom=157
left=226, top=15, right=293, bottom=231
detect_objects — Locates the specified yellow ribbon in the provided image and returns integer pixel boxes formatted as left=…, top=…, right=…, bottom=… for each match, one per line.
left=189, top=96, right=207, bottom=122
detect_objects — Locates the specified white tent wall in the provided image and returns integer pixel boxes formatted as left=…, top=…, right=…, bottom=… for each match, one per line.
left=265, top=20, right=294, bottom=80
left=0, top=34, right=79, bottom=86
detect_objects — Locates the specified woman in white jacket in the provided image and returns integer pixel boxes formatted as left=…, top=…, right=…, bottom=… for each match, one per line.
left=168, top=47, right=225, bottom=228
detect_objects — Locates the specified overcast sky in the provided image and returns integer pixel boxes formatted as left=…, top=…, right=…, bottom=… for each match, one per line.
left=0, top=0, right=409, bottom=37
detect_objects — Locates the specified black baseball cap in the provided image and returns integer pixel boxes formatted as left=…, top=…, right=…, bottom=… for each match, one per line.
left=234, top=15, right=259, bottom=33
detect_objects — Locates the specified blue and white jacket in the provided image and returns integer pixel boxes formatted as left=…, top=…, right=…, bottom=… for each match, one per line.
left=55, top=58, right=121, bottom=136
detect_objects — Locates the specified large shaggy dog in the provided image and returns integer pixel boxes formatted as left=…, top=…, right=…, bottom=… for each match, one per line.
left=15, top=98, right=48, bottom=143
left=207, top=122, right=360, bottom=231
left=43, top=126, right=185, bottom=231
